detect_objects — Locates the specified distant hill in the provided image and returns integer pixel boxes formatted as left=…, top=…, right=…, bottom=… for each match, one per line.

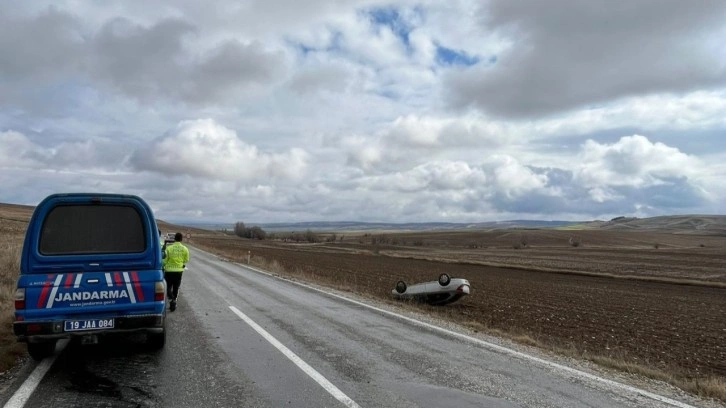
left=0, top=203, right=35, bottom=223
left=2, top=202, right=724, bottom=234
left=183, top=215, right=726, bottom=234
left=179, top=220, right=586, bottom=232
left=589, top=215, right=726, bottom=235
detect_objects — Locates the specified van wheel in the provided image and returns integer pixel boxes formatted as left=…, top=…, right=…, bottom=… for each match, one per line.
left=395, top=280, right=407, bottom=294
left=28, top=340, right=57, bottom=361
left=438, top=273, right=451, bottom=286
left=147, top=330, right=166, bottom=350
left=147, top=314, right=166, bottom=350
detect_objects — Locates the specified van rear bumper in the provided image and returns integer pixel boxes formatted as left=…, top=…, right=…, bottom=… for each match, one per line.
left=13, top=314, right=164, bottom=342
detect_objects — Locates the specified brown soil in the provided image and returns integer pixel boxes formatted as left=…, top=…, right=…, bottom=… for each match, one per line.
left=192, top=232, right=726, bottom=383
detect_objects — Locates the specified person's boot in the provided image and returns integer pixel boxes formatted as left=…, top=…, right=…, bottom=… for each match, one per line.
left=170, top=299, right=177, bottom=312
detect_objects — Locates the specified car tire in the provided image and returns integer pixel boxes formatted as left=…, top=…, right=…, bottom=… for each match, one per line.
left=438, top=273, right=451, bottom=286
left=27, top=340, right=57, bottom=361
left=395, top=280, right=407, bottom=294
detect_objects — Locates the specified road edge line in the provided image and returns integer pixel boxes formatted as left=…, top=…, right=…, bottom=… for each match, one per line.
left=3, top=340, right=67, bottom=408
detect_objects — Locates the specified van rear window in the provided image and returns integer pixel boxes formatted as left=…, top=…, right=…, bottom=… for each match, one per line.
left=39, top=205, right=146, bottom=255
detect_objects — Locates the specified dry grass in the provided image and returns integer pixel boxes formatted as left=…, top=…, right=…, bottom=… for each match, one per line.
left=0, top=230, right=28, bottom=372
left=588, top=355, right=726, bottom=401
left=682, top=377, right=726, bottom=402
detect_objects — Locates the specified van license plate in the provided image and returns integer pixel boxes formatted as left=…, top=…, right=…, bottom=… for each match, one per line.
left=64, top=318, right=115, bottom=332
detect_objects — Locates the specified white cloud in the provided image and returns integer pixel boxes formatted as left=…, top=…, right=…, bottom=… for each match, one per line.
left=131, top=119, right=309, bottom=182
left=0, top=131, right=47, bottom=168
left=346, top=91, right=726, bottom=170
left=92, top=18, right=287, bottom=104
left=386, top=114, right=512, bottom=147
left=388, top=115, right=441, bottom=147
left=340, top=13, right=409, bottom=67
left=343, top=135, right=384, bottom=171
left=0, top=10, right=287, bottom=111
left=407, top=28, right=436, bottom=65
left=576, top=135, right=700, bottom=189
left=0, top=8, right=85, bottom=82
left=526, top=91, right=726, bottom=139
left=287, top=60, right=353, bottom=95
left=488, top=155, right=549, bottom=198
left=367, top=161, right=488, bottom=193
left=0, top=130, right=130, bottom=172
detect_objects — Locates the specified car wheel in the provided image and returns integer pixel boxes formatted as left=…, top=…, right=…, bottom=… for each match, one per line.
left=438, top=273, right=451, bottom=286
left=27, top=340, right=57, bottom=361
left=395, top=280, right=407, bottom=294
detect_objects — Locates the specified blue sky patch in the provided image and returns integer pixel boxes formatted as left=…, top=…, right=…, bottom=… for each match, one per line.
left=368, top=7, right=416, bottom=51
left=435, top=45, right=480, bottom=66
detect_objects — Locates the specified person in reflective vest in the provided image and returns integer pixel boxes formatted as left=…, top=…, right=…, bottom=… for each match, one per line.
left=163, top=232, right=189, bottom=312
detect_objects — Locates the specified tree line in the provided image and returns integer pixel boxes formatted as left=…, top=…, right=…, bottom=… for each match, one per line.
left=233, top=222, right=267, bottom=240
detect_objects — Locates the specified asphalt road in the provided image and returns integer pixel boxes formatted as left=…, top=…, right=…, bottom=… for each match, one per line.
left=1, top=247, right=707, bottom=408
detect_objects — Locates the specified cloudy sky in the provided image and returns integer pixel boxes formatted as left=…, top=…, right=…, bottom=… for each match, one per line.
left=1, top=1, right=725, bottom=224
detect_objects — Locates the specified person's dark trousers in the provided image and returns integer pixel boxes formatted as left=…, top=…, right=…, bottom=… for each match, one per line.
left=164, top=272, right=183, bottom=300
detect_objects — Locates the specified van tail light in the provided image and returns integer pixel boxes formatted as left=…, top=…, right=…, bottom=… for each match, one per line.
left=154, top=282, right=165, bottom=302
left=26, top=324, right=43, bottom=334
left=14, top=288, right=26, bottom=310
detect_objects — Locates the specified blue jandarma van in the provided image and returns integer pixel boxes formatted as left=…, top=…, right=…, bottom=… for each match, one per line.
left=14, top=193, right=167, bottom=360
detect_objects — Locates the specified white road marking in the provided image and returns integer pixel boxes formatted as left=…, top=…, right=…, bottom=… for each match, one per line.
left=229, top=260, right=697, bottom=408
left=2, top=340, right=68, bottom=408
left=228, top=305, right=361, bottom=408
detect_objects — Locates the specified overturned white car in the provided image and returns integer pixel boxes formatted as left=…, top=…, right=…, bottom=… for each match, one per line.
left=392, top=273, right=470, bottom=305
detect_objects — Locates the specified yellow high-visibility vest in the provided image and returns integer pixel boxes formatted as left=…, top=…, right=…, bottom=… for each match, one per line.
left=163, top=242, right=189, bottom=272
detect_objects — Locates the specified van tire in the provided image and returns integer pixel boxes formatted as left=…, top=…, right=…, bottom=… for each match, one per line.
left=147, top=314, right=166, bottom=350
left=147, top=329, right=166, bottom=350
left=438, top=273, right=451, bottom=286
left=28, top=340, right=57, bottom=361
